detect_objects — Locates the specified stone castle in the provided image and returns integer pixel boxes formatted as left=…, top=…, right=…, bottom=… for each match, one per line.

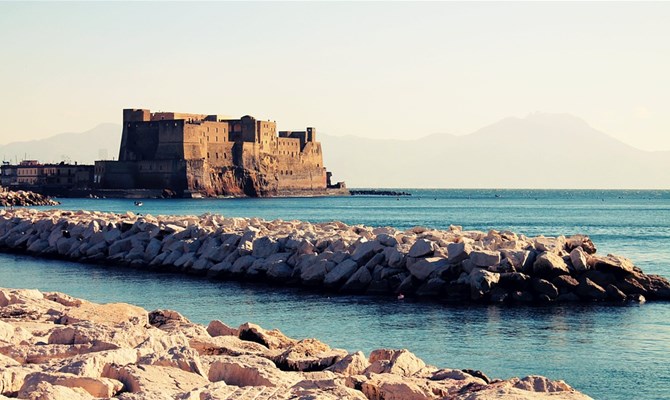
left=95, top=109, right=344, bottom=197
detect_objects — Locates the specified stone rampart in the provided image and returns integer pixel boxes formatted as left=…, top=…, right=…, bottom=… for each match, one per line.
left=0, top=209, right=668, bottom=304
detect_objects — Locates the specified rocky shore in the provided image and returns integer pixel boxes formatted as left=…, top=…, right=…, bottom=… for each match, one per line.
left=0, top=208, right=669, bottom=304
left=0, top=287, right=592, bottom=399
left=0, top=191, right=59, bottom=207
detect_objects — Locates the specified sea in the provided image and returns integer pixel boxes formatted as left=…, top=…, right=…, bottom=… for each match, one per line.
left=1, top=189, right=669, bottom=400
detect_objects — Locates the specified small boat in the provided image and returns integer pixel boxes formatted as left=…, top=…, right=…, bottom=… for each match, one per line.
left=397, top=293, right=405, bottom=300
left=134, top=201, right=143, bottom=207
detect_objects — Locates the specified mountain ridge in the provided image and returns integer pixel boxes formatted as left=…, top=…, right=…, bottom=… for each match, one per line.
left=0, top=123, right=121, bottom=164
left=0, top=113, right=667, bottom=189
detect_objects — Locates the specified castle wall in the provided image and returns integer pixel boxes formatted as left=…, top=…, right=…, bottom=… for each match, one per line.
left=154, top=120, right=186, bottom=160
left=276, top=141, right=326, bottom=191
left=95, top=161, right=136, bottom=188
left=105, top=109, right=334, bottom=197
left=136, top=160, right=187, bottom=190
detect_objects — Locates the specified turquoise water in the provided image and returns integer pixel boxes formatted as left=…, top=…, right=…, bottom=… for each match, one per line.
left=2, top=189, right=669, bottom=399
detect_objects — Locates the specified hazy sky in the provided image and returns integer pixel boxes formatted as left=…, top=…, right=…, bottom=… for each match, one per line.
left=1, top=2, right=669, bottom=151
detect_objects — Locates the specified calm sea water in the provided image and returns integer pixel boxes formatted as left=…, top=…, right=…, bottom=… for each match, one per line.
left=2, top=189, right=669, bottom=399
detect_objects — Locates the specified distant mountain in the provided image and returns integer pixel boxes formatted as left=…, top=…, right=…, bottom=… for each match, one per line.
left=3, top=114, right=667, bottom=189
left=0, top=123, right=121, bottom=165
left=321, top=113, right=670, bottom=189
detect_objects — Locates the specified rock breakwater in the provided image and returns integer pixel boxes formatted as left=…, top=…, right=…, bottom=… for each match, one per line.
left=0, top=209, right=669, bottom=304
left=0, top=287, right=593, bottom=399
left=0, top=190, right=59, bottom=207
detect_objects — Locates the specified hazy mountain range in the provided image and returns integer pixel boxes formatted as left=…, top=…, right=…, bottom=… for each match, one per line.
left=1, top=113, right=667, bottom=189
left=0, top=123, right=121, bottom=165
left=321, top=113, right=670, bottom=189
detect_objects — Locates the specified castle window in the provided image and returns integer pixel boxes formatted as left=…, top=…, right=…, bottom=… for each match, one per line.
left=207, top=152, right=210, bottom=158
left=215, top=153, right=219, bottom=159
left=224, top=153, right=227, bottom=159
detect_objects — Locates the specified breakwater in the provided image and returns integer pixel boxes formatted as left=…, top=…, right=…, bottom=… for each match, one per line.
left=0, top=209, right=668, bottom=304
left=0, top=190, right=59, bottom=207
left=350, top=190, right=411, bottom=196
left=0, top=287, right=592, bottom=399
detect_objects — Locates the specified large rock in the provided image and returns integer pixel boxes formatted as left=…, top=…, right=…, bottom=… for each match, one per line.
left=206, top=320, right=237, bottom=337
left=470, top=250, right=501, bottom=267
left=534, top=236, right=566, bottom=253
left=251, top=237, right=280, bottom=258
left=361, top=373, right=434, bottom=400
left=552, top=275, right=579, bottom=295
left=273, top=338, right=347, bottom=372
left=466, top=269, right=500, bottom=298
left=575, top=278, right=607, bottom=300
left=592, top=254, right=635, bottom=275
left=408, top=257, right=448, bottom=281
left=408, top=239, right=435, bottom=258
left=237, top=323, right=296, bottom=350
left=300, top=259, right=332, bottom=285
left=340, top=266, right=373, bottom=293
left=365, top=349, right=426, bottom=377
left=19, top=372, right=123, bottom=398
left=207, top=354, right=292, bottom=387
left=138, top=345, right=206, bottom=376
left=447, top=242, right=472, bottom=264
left=350, top=240, right=383, bottom=264
left=533, top=252, right=570, bottom=278
left=59, top=348, right=138, bottom=377
left=569, top=247, right=589, bottom=272
left=531, top=278, right=559, bottom=299
left=323, top=259, right=359, bottom=288
left=266, top=262, right=293, bottom=282
left=325, top=351, right=370, bottom=375
left=103, top=364, right=208, bottom=395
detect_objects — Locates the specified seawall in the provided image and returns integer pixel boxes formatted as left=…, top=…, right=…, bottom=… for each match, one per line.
left=0, top=209, right=668, bottom=304
left=0, top=287, right=593, bottom=399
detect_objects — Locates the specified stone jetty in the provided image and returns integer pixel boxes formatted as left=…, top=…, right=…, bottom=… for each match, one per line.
left=0, top=208, right=669, bottom=304
left=0, top=190, right=59, bottom=207
left=0, top=287, right=593, bottom=399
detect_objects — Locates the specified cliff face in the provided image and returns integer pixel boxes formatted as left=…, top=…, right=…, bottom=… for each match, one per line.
left=203, top=166, right=276, bottom=197
left=187, top=149, right=325, bottom=197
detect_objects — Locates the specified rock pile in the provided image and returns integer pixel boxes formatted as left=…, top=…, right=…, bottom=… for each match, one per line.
left=0, top=209, right=669, bottom=304
left=0, top=190, right=59, bottom=207
left=0, top=287, right=592, bottom=399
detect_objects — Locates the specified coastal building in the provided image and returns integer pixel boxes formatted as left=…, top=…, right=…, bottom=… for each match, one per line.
left=0, top=160, right=94, bottom=192
left=95, top=109, right=344, bottom=197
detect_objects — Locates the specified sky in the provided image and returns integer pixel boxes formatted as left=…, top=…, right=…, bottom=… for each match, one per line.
left=0, top=2, right=669, bottom=151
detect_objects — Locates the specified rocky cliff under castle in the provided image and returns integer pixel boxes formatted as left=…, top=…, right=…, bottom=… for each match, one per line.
left=95, top=109, right=345, bottom=197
